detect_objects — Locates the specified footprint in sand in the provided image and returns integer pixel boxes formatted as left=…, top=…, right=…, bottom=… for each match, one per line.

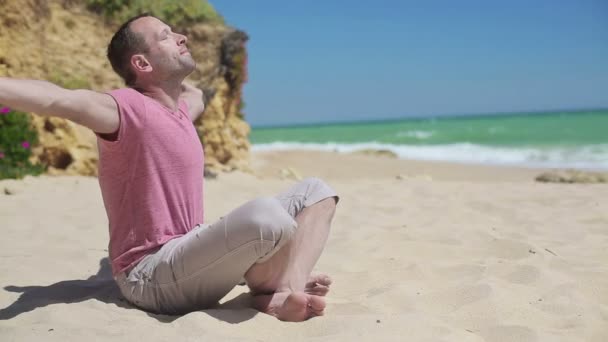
left=502, top=265, right=541, bottom=285
left=366, top=286, right=390, bottom=298
left=423, top=284, right=492, bottom=313
left=434, top=264, right=486, bottom=283
left=536, top=283, right=584, bottom=316
left=480, top=325, right=538, bottom=342
left=486, top=238, right=535, bottom=260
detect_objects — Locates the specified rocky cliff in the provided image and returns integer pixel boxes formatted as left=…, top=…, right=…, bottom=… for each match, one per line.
left=0, top=0, right=250, bottom=175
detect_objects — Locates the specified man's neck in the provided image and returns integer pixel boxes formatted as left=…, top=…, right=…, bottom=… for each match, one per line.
left=136, top=81, right=182, bottom=112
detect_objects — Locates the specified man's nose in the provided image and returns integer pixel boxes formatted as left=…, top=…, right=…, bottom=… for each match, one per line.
left=177, top=33, right=187, bottom=45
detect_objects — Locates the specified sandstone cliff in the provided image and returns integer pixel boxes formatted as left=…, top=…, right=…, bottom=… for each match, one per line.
left=0, top=0, right=250, bottom=175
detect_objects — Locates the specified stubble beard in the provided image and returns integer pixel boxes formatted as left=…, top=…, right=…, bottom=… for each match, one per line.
left=157, top=54, right=196, bottom=83
left=173, top=54, right=196, bottom=79
left=181, top=54, right=196, bottom=75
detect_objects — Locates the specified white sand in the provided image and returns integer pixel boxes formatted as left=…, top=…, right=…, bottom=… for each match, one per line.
left=1, top=151, right=607, bottom=341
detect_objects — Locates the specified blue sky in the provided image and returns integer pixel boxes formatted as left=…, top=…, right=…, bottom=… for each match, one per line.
left=211, top=1, right=608, bottom=127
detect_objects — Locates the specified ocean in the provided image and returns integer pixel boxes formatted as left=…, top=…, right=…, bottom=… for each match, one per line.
left=250, top=110, right=608, bottom=170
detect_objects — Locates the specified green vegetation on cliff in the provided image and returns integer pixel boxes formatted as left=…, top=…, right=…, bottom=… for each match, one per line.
left=86, top=0, right=224, bottom=26
left=0, top=107, right=44, bottom=180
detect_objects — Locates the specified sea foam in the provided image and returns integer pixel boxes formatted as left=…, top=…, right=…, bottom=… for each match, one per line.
left=252, top=142, right=608, bottom=170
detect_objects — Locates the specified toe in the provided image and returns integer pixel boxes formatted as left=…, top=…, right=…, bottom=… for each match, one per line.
left=306, top=274, right=332, bottom=288
left=307, top=294, right=326, bottom=312
left=305, top=284, right=329, bottom=296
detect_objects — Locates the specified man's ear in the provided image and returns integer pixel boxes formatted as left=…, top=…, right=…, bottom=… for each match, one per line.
left=131, top=54, right=152, bottom=73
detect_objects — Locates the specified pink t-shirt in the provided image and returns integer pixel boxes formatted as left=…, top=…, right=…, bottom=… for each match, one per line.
left=97, top=88, right=204, bottom=276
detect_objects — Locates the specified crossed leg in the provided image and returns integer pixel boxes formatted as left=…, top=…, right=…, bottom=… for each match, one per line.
left=244, top=197, right=337, bottom=321
left=115, top=178, right=337, bottom=319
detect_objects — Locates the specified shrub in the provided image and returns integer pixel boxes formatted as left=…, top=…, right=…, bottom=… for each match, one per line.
left=0, top=106, right=44, bottom=180
left=85, top=0, right=129, bottom=18
left=86, top=0, right=224, bottom=26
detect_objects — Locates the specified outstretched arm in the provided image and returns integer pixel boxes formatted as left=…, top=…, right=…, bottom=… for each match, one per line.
left=180, top=82, right=205, bottom=122
left=0, top=77, right=119, bottom=134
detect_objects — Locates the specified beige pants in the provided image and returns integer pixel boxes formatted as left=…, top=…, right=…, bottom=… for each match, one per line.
left=114, top=178, right=338, bottom=314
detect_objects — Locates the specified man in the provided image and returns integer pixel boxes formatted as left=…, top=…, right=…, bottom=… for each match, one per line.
left=0, top=14, right=338, bottom=322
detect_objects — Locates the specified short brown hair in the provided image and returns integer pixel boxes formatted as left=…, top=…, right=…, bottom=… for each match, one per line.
left=107, top=13, right=152, bottom=86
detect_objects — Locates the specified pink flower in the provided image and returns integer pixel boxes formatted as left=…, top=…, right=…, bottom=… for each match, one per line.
left=0, top=107, right=10, bottom=114
left=0, top=152, right=4, bottom=159
left=21, top=141, right=30, bottom=149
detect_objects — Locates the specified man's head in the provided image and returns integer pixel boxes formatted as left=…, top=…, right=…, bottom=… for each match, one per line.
left=107, top=14, right=195, bottom=87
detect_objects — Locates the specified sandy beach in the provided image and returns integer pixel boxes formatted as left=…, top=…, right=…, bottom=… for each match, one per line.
left=1, top=151, right=607, bottom=341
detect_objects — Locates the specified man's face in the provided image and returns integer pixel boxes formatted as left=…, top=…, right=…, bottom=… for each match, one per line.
left=130, top=16, right=195, bottom=80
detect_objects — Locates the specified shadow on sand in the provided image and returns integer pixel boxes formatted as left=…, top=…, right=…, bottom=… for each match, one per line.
left=0, top=258, right=257, bottom=324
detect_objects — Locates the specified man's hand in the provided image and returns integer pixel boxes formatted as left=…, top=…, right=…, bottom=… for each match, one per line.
left=0, top=77, right=119, bottom=134
left=180, top=82, right=205, bottom=121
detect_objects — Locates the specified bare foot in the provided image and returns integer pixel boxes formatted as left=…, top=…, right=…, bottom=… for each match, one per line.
left=253, top=291, right=326, bottom=322
left=305, top=274, right=332, bottom=296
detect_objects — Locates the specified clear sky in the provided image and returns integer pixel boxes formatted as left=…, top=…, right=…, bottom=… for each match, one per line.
left=211, top=0, right=608, bottom=127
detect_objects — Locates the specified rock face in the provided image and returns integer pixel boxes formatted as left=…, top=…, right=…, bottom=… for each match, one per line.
left=0, top=0, right=250, bottom=175
left=535, top=170, right=608, bottom=184
left=354, top=149, right=399, bottom=158
left=184, top=25, right=251, bottom=172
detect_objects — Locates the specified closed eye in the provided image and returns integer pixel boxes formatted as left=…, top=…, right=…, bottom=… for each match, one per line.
left=159, top=28, right=170, bottom=40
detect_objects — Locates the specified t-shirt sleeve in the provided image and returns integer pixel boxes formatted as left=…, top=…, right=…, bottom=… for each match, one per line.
left=96, top=88, right=147, bottom=145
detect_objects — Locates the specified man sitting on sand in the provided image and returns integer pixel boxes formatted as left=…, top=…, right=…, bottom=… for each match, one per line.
left=0, top=14, right=338, bottom=321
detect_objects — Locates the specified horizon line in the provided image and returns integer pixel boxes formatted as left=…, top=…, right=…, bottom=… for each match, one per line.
left=250, top=107, right=608, bottom=129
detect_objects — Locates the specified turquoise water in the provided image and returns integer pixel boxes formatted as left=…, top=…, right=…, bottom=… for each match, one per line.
left=250, top=110, right=608, bottom=169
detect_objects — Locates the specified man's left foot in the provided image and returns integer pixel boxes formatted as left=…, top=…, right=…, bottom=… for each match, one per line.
left=305, top=273, right=332, bottom=296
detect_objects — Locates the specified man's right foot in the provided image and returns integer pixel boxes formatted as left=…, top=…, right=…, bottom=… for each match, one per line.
left=253, top=291, right=326, bottom=322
